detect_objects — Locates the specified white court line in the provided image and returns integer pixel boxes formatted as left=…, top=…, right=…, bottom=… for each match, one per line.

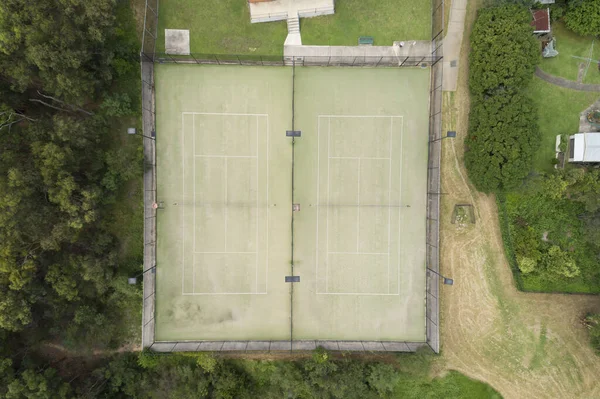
left=328, top=252, right=388, bottom=255
left=266, top=116, right=269, bottom=294
left=181, top=113, right=186, bottom=295
left=183, top=292, right=268, bottom=296
left=224, top=158, right=228, bottom=252
left=255, top=116, right=259, bottom=294
left=316, top=292, right=400, bottom=296
left=194, top=155, right=257, bottom=158
left=388, top=118, right=393, bottom=294
left=318, top=115, right=403, bottom=118
left=315, top=117, right=320, bottom=294
left=396, top=117, right=405, bottom=295
left=329, top=156, right=390, bottom=160
left=326, top=117, right=331, bottom=293
left=356, top=158, right=360, bottom=252
left=182, top=112, right=268, bottom=117
left=194, top=251, right=256, bottom=254
left=192, top=114, right=197, bottom=293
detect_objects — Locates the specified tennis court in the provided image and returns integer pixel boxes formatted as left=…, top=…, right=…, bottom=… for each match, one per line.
left=154, top=64, right=429, bottom=342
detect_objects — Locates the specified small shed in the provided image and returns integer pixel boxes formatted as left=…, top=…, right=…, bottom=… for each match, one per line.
left=531, top=8, right=551, bottom=35
left=569, top=133, right=600, bottom=163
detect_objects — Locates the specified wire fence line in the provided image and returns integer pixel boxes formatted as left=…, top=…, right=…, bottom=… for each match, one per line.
left=141, top=52, right=442, bottom=67
left=140, top=0, right=159, bottom=350
left=425, top=0, right=445, bottom=354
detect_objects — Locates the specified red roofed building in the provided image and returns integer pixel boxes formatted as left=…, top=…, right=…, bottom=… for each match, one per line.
left=531, top=8, right=551, bottom=34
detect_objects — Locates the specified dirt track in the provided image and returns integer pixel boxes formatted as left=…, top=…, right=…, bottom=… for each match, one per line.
left=437, top=1, right=600, bottom=397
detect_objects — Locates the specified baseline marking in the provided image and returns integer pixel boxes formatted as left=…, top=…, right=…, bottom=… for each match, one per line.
left=181, top=113, right=186, bottom=295
left=193, top=114, right=197, bottom=292
left=255, top=117, right=259, bottom=293
left=182, top=112, right=268, bottom=117
left=388, top=118, right=392, bottom=294
left=194, top=155, right=257, bottom=158
left=356, top=158, right=360, bottom=252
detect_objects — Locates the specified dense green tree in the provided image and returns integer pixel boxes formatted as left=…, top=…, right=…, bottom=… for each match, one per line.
left=0, top=0, right=121, bottom=101
left=564, top=0, right=600, bottom=37
left=0, top=358, right=71, bottom=399
left=469, top=5, right=539, bottom=95
left=464, top=91, right=540, bottom=192
left=0, top=0, right=141, bottom=351
left=465, top=4, right=541, bottom=192
left=543, top=245, right=580, bottom=278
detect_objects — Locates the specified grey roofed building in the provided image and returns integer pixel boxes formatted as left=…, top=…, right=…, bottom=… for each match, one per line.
left=536, top=0, right=555, bottom=4
left=569, top=133, right=600, bottom=163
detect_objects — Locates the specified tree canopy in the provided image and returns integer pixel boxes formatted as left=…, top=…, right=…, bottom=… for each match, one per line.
left=0, top=0, right=141, bottom=349
left=564, top=0, right=600, bottom=37
left=469, top=5, right=539, bottom=96
left=465, top=4, right=540, bottom=192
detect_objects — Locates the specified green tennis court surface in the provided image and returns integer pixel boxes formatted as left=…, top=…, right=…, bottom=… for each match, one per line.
left=154, top=64, right=429, bottom=342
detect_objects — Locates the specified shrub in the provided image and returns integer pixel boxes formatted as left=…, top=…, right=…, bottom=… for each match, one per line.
left=465, top=4, right=541, bottom=192
left=464, top=91, right=540, bottom=192
left=517, top=256, right=537, bottom=274
left=469, top=5, right=539, bottom=96
left=564, top=0, right=600, bottom=37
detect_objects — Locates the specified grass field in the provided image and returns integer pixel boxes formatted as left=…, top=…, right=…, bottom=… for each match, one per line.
left=157, top=0, right=287, bottom=55
left=539, top=22, right=600, bottom=85
left=156, top=0, right=430, bottom=55
left=301, top=0, right=431, bottom=46
left=153, top=64, right=429, bottom=342
left=528, top=77, right=599, bottom=173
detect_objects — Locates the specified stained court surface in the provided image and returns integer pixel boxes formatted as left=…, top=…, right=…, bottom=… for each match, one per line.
left=154, top=64, right=429, bottom=342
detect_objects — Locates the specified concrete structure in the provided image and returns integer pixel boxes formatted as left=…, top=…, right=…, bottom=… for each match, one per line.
left=249, top=0, right=334, bottom=23
left=531, top=8, right=551, bottom=35
left=284, top=41, right=433, bottom=65
left=569, top=133, right=600, bottom=163
left=165, top=29, right=190, bottom=55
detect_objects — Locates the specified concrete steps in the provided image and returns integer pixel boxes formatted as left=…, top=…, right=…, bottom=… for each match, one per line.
left=287, top=14, right=300, bottom=34
left=284, top=13, right=302, bottom=48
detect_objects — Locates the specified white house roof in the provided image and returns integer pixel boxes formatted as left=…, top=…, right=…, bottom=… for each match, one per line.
left=572, top=133, right=600, bottom=162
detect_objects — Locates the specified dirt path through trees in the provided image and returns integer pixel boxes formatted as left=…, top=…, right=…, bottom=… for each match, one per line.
left=436, top=2, right=600, bottom=398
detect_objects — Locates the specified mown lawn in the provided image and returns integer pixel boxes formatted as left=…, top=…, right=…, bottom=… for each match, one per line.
left=157, top=0, right=287, bottom=55
left=301, top=0, right=431, bottom=46
left=539, top=21, right=600, bottom=85
left=528, top=77, right=599, bottom=173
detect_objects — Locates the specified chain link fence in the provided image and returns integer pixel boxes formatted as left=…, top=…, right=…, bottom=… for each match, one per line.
left=143, top=53, right=442, bottom=67
left=141, top=0, right=159, bottom=349
left=425, top=0, right=445, bottom=354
